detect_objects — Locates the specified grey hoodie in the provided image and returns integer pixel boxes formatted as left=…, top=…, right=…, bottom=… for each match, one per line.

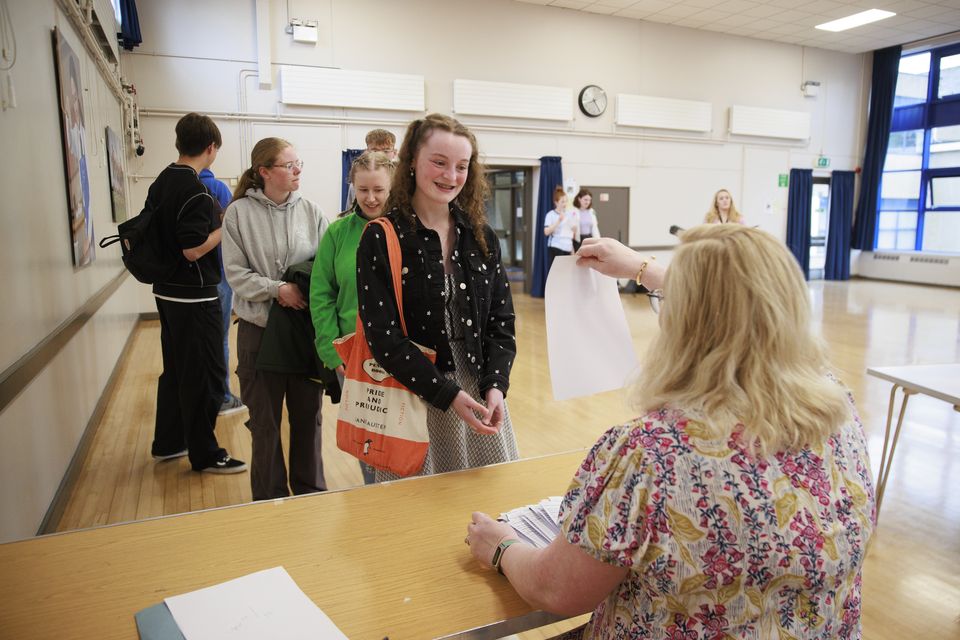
left=222, top=188, right=329, bottom=327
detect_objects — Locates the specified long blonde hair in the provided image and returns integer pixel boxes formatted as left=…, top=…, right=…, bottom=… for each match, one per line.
left=232, top=137, right=292, bottom=201
left=633, top=224, right=849, bottom=454
left=704, top=188, right=743, bottom=224
left=386, top=113, right=492, bottom=255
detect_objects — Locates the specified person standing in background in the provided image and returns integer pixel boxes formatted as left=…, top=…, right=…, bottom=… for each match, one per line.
left=572, top=188, right=599, bottom=253
left=222, top=137, right=329, bottom=500
left=198, top=167, right=246, bottom=417
left=543, top=186, right=577, bottom=273
left=704, top=188, right=744, bottom=224
left=148, top=113, right=247, bottom=474
left=365, top=128, right=397, bottom=159
left=310, top=151, right=396, bottom=485
left=344, top=129, right=398, bottom=207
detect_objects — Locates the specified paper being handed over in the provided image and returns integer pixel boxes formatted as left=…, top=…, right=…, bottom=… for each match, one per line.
left=544, top=255, right=639, bottom=401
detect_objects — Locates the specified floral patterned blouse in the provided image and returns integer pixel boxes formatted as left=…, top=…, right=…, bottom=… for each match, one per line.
left=559, top=398, right=875, bottom=639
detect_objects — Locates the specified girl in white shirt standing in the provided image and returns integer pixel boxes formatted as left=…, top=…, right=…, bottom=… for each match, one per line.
left=543, top=186, right=577, bottom=272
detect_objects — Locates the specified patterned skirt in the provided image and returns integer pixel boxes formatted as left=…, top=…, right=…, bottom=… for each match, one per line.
left=376, top=275, right=519, bottom=481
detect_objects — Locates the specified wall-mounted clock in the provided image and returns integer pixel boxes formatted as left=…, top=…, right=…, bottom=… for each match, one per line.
left=578, top=85, right=607, bottom=118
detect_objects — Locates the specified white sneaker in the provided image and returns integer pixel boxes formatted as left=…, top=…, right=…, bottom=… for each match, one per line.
left=152, top=449, right=188, bottom=461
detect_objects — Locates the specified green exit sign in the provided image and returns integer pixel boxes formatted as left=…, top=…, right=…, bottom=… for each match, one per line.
left=815, top=156, right=830, bottom=168
left=778, top=174, right=788, bottom=187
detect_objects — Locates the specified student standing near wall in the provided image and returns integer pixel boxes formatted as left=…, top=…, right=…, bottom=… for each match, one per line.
left=148, top=113, right=247, bottom=474
left=222, top=137, right=329, bottom=500
left=572, top=188, right=600, bottom=253
left=543, top=186, right=577, bottom=272
left=356, top=114, right=519, bottom=481
left=198, top=167, right=246, bottom=417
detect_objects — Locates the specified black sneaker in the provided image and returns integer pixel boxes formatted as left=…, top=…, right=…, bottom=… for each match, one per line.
left=198, top=454, right=247, bottom=474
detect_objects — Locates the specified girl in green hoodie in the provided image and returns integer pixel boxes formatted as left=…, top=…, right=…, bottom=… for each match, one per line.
left=310, top=151, right=396, bottom=484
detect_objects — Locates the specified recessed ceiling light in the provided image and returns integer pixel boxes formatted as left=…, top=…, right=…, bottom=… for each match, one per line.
left=815, top=9, right=895, bottom=32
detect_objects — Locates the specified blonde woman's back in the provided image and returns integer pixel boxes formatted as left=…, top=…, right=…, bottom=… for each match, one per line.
left=560, top=389, right=875, bottom=639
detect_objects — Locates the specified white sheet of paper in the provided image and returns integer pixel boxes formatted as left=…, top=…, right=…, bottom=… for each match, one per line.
left=545, top=256, right=639, bottom=401
left=164, top=566, right=347, bottom=640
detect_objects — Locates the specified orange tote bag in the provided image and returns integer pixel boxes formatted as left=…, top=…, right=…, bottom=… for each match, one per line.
left=333, top=217, right=434, bottom=477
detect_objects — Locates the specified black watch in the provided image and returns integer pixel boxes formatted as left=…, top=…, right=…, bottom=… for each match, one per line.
left=491, top=538, right=520, bottom=575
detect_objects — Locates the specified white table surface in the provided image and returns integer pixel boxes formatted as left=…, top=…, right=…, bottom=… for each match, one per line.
left=866, top=364, right=960, bottom=405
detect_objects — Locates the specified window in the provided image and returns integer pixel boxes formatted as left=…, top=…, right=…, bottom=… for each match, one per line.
left=878, top=43, right=960, bottom=252
left=896, top=53, right=929, bottom=107
left=937, top=53, right=960, bottom=99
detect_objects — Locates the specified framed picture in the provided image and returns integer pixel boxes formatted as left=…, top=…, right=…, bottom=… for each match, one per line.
left=52, top=27, right=95, bottom=268
left=105, top=126, right=128, bottom=222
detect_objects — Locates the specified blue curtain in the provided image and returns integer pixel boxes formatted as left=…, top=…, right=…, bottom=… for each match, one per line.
left=824, top=171, right=855, bottom=280
left=340, top=148, right=364, bottom=212
left=851, top=45, right=902, bottom=250
left=530, top=156, right=563, bottom=298
left=118, top=0, right=142, bottom=51
left=786, top=168, right=813, bottom=279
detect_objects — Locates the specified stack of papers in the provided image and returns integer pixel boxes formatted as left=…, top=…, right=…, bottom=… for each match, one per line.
left=499, top=496, right=564, bottom=548
left=135, top=567, right=347, bottom=640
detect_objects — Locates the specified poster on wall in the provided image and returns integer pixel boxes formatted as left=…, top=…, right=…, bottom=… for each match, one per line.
left=105, top=126, right=128, bottom=222
left=52, top=27, right=95, bottom=268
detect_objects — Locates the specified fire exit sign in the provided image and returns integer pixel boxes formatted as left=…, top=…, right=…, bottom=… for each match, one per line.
left=815, top=156, right=830, bottom=168
left=778, top=174, right=788, bottom=187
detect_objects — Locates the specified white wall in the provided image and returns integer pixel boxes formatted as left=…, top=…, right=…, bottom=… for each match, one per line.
left=122, top=0, right=867, bottom=251
left=0, top=1, right=141, bottom=541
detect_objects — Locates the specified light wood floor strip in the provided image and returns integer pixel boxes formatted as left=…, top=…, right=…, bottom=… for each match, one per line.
left=53, top=280, right=960, bottom=639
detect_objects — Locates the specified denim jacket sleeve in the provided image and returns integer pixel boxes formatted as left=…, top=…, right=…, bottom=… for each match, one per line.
left=355, top=221, right=460, bottom=411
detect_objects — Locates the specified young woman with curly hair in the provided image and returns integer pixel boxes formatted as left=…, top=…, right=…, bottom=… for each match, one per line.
left=355, top=114, right=519, bottom=480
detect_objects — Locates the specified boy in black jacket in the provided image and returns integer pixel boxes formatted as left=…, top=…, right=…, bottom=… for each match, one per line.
left=148, top=113, right=246, bottom=474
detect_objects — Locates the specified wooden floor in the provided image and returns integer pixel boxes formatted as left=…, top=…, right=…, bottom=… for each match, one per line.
left=55, top=279, right=960, bottom=639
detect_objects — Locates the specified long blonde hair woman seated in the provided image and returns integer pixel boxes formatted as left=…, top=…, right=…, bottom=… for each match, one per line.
left=466, top=225, right=875, bottom=639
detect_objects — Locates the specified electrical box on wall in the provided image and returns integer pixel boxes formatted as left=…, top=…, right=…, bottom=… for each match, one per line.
left=802, top=81, right=820, bottom=97
left=292, top=20, right=318, bottom=44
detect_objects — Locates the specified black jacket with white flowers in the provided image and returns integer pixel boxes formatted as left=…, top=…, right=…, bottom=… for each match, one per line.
left=355, top=206, right=516, bottom=411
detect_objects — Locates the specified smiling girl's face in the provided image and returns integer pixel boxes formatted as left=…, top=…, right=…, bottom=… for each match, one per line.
left=412, top=130, right=472, bottom=206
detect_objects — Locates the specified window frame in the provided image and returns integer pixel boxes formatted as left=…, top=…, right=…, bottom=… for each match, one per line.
left=881, top=42, right=960, bottom=252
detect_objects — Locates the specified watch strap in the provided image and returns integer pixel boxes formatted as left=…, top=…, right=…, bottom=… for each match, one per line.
left=492, top=538, right=520, bottom=575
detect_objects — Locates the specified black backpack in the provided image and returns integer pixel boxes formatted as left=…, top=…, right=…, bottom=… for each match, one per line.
left=99, top=199, right=178, bottom=284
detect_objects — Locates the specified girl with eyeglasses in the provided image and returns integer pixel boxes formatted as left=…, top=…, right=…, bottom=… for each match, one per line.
left=222, top=137, right=330, bottom=500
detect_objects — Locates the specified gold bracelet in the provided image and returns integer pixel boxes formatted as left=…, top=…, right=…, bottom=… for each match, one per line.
left=635, top=256, right=655, bottom=287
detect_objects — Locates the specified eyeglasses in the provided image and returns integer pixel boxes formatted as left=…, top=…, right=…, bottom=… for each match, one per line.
left=647, top=289, right=664, bottom=315
left=269, top=160, right=304, bottom=171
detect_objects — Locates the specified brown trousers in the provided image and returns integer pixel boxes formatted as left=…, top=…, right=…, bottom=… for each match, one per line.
left=236, top=320, right=326, bottom=500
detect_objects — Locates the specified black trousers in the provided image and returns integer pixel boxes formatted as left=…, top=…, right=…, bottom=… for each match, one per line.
left=153, top=297, right=226, bottom=469
left=236, top=320, right=326, bottom=501
left=573, top=233, right=593, bottom=253
left=547, top=246, right=570, bottom=273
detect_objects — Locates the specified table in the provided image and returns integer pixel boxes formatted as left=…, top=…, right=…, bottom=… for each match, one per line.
left=866, top=364, right=960, bottom=519
left=0, top=450, right=588, bottom=640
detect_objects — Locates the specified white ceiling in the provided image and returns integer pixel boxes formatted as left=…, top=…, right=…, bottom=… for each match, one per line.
left=514, top=0, right=960, bottom=54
